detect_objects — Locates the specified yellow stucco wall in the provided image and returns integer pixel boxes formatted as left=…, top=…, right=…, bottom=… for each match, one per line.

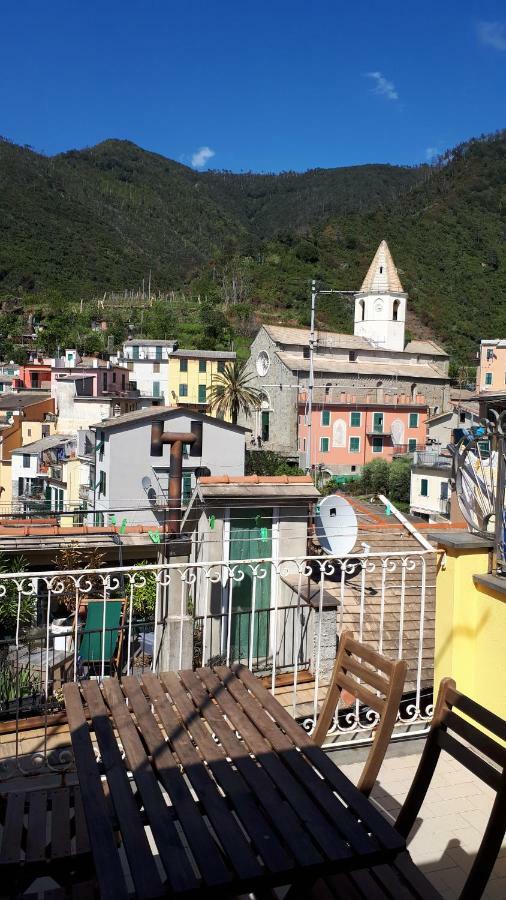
left=167, top=356, right=231, bottom=419
left=434, top=545, right=506, bottom=726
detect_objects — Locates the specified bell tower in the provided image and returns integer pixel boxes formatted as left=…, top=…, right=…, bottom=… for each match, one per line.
left=354, top=240, right=407, bottom=352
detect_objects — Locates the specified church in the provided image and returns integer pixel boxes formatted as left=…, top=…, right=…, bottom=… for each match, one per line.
left=243, top=241, right=450, bottom=472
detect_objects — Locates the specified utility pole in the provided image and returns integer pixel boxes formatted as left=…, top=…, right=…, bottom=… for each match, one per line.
left=148, top=269, right=152, bottom=302
left=306, top=279, right=317, bottom=473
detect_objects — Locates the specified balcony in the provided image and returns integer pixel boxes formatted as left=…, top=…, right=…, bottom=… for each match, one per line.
left=413, top=450, right=452, bottom=468
left=0, top=544, right=503, bottom=897
left=365, top=428, right=391, bottom=437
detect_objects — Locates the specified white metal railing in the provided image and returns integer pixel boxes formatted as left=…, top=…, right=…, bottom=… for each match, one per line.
left=0, top=548, right=435, bottom=778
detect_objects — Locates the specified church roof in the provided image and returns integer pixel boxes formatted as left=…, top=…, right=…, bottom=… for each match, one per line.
left=264, top=325, right=373, bottom=349
left=359, top=240, right=404, bottom=293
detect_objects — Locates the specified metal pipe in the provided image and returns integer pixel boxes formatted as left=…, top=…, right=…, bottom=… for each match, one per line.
left=150, top=422, right=200, bottom=533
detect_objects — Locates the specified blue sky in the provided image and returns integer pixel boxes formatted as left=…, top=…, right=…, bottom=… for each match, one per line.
left=1, top=0, right=505, bottom=172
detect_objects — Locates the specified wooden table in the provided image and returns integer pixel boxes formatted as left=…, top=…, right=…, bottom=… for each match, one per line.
left=63, top=666, right=406, bottom=900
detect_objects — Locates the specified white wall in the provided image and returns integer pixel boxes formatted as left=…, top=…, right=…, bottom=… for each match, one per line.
left=94, top=412, right=246, bottom=525
left=410, top=468, right=450, bottom=520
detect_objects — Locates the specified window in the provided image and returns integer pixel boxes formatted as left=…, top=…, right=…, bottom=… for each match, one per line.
left=198, top=384, right=207, bottom=403
left=420, top=478, right=428, bottom=497
left=121, top=374, right=126, bottom=390
left=199, top=359, right=207, bottom=373
left=102, top=372, right=108, bottom=391
left=372, top=436, right=383, bottom=453
left=182, top=472, right=192, bottom=504
left=27, top=428, right=32, bottom=437
left=127, top=361, right=134, bottom=371
left=321, top=409, right=330, bottom=426
left=373, top=412, right=384, bottom=433
left=487, top=348, right=494, bottom=360
left=156, top=345, right=163, bottom=361
left=408, top=438, right=417, bottom=452
left=485, top=372, right=493, bottom=386
left=132, top=346, right=140, bottom=360
left=320, top=437, right=329, bottom=453
left=112, top=371, right=116, bottom=383
left=42, top=424, right=50, bottom=437
left=261, top=410, right=270, bottom=442
left=393, top=299, right=400, bottom=322
left=349, top=351, right=357, bottom=362
left=99, top=470, right=106, bottom=497
left=351, top=465, right=357, bottom=472
left=217, top=360, right=226, bottom=374
left=303, top=347, right=310, bottom=359
left=179, top=384, right=188, bottom=397
left=440, top=482, right=449, bottom=500
left=459, top=411, right=466, bottom=423
left=153, top=362, right=160, bottom=373
left=23, top=454, right=30, bottom=469
left=180, top=358, right=188, bottom=372
left=409, top=412, right=419, bottom=428
left=350, top=411, right=361, bottom=428
left=153, top=381, right=160, bottom=398
left=349, top=437, right=360, bottom=453
left=379, top=266, right=383, bottom=274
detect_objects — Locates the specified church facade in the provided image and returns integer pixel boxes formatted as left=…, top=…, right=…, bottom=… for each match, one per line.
left=242, top=241, right=451, bottom=469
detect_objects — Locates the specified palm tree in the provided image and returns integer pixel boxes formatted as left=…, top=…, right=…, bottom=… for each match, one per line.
left=208, top=360, right=263, bottom=425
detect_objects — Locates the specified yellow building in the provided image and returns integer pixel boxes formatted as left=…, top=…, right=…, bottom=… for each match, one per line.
left=167, top=350, right=236, bottom=418
left=432, top=531, right=506, bottom=732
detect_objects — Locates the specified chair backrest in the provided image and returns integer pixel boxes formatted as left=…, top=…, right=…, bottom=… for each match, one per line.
left=396, top=677, right=506, bottom=900
left=312, top=630, right=407, bottom=795
left=79, top=599, right=125, bottom=666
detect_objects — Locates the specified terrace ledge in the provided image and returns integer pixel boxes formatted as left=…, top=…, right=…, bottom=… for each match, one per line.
left=473, top=573, right=506, bottom=597
left=427, top=530, right=493, bottom=551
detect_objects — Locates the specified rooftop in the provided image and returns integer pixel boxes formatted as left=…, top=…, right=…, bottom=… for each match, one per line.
left=265, top=324, right=373, bottom=349
left=404, top=339, right=449, bottom=357
left=11, top=433, right=74, bottom=455
left=93, top=404, right=250, bottom=432
left=196, top=474, right=320, bottom=500
left=277, top=351, right=446, bottom=381
left=124, top=339, right=178, bottom=347
left=0, top=391, right=51, bottom=410
left=171, top=348, right=236, bottom=360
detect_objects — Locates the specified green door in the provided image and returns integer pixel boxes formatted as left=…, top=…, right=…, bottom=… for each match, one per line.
left=373, top=412, right=384, bottom=433
left=229, top=508, right=272, bottom=665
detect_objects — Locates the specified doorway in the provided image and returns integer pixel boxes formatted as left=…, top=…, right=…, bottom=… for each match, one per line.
left=228, top=507, right=272, bottom=665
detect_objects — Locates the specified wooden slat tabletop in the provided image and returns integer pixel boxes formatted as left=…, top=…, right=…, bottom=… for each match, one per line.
left=63, top=667, right=406, bottom=899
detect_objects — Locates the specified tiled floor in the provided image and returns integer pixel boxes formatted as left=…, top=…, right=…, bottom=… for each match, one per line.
left=335, top=738, right=506, bottom=900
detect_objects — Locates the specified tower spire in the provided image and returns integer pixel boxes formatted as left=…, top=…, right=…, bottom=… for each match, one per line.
left=360, top=240, right=403, bottom=293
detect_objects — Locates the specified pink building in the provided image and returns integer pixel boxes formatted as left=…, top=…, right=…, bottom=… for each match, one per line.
left=16, top=363, right=52, bottom=390
left=298, top=390, right=428, bottom=474
left=476, top=339, right=506, bottom=419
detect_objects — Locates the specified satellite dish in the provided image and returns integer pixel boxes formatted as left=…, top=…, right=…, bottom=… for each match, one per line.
left=315, top=494, right=358, bottom=557
left=147, top=487, right=157, bottom=504
left=141, top=476, right=152, bottom=492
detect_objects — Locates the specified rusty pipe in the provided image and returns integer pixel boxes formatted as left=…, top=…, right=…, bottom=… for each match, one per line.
left=150, top=422, right=198, bottom=532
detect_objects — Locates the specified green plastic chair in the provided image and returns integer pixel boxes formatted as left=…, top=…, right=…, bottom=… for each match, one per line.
left=78, top=599, right=125, bottom=672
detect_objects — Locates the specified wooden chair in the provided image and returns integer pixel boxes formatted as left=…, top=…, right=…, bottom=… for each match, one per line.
left=394, top=677, right=506, bottom=899
left=0, top=784, right=92, bottom=896
left=312, top=679, right=506, bottom=899
left=312, top=631, right=407, bottom=796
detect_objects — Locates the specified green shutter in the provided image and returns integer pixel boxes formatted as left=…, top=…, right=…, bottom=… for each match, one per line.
left=322, top=410, right=330, bottom=426
left=351, top=411, right=361, bottom=427
left=198, top=384, right=207, bottom=403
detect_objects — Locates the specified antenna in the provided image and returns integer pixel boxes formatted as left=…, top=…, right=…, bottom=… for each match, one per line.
left=315, top=495, right=358, bottom=556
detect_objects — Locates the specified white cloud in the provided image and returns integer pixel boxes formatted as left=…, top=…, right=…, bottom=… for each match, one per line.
left=477, top=21, right=506, bottom=51
left=191, top=146, right=215, bottom=169
left=365, top=71, right=398, bottom=101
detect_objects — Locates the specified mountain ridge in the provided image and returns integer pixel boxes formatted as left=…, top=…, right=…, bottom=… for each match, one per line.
left=0, top=130, right=505, bottom=363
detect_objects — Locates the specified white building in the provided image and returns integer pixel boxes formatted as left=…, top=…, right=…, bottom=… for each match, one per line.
left=88, top=406, right=249, bottom=526
left=410, top=450, right=452, bottom=522
left=354, top=240, right=407, bottom=352
left=426, top=391, right=480, bottom=451
left=117, top=339, right=178, bottom=401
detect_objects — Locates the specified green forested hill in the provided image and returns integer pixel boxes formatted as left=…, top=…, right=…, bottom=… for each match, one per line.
left=0, top=131, right=505, bottom=363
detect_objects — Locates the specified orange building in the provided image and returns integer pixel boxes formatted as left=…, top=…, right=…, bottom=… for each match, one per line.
left=298, top=388, right=427, bottom=474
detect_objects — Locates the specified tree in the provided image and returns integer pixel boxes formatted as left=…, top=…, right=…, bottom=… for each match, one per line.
left=208, top=360, right=262, bottom=425
left=246, top=450, right=304, bottom=477
left=388, top=457, right=411, bottom=504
